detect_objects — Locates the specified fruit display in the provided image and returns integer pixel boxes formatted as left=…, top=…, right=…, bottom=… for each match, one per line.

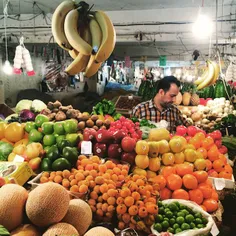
left=52, top=0, right=116, bottom=77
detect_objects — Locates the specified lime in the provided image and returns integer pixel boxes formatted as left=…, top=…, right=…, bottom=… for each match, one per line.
left=43, top=134, right=56, bottom=146
left=29, top=129, right=43, bottom=142
left=25, top=122, right=37, bottom=133
left=155, top=215, right=163, bottom=222
left=175, top=228, right=182, bottom=234
left=154, top=223, right=162, bottom=232
left=167, top=227, right=174, bottom=234
left=181, top=223, right=190, bottom=231
left=197, top=224, right=204, bottom=229
left=158, top=201, right=163, bottom=207
left=42, top=122, right=54, bottom=134
left=195, top=218, right=202, bottom=224
left=202, top=218, right=208, bottom=225
left=175, top=201, right=180, bottom=208
left=190, top=222, right=196, bottom=229
left=173, top=223, right=179, bottom=230
left=163, top=217, right=169, bottom=222
left=35, top=114, right=49, bottom=127
left=185, top=214, right=194, bottom=223
left=66, top=133, right=80, bottom=146
left=161, top=220, right=169, bottom=229
left=177, top=212, right=185, bottom=217
left=176, top=216, right=185, bottom=225
left=169, top=218, right=175, bottom=225
left=169, top=203, right=178, bottom=212
left=159, top=207, right=165, bottom=214
left=179, top=204, right=186, bottom=210
left=63, top=119, right=78, bottom=133
left=194, top=212, right=202, bottom=218
left=181, top=209, right=189, bottom=216
left=54, top=122, right=65, bottom=135
left=166, top=211, right=173, bottom=219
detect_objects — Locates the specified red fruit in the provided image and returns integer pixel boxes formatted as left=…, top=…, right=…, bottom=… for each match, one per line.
left=215, top=139, right=222, bottom=148
left=96, top=129, right=113, bottom=143
left=112, top=130, right=127, bottom=143
left=218, top=145, right=228, bottom=154
left=0, top=177, right=6, bottom=187
left=83, top=128, right=97, bottom=141
left=211, top=130, right=222, bottom=140
left=93, top=143, right=107, bottom=158
left=108, top=144, right=122, bottom=159
left=187, top=126, right=198, bottom=137
left=208, top=169, right=218, bottom=178
left=185, top=136, right=192, bottom=142
left=121, top=136, right=136, bottom=152
left=176, top=125, right=187, bottom=136
left=196, top=129, right=206, bottom=137
left=121, top=151, right=136, bottom=166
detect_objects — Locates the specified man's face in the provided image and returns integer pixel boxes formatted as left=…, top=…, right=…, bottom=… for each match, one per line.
left=159, top=83, right=179, bottom=108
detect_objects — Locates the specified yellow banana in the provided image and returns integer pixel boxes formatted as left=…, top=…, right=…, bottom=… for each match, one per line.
left=84, top=55, right=102, bottom=78
left=94, top=11, right=116, bottom=63
left=81, top=26, right=92, bottom=45
left=197, top=61, right=215, bottom=90
left=68, top=49, right=79, bottom=59
left=65, top=53, right=90, bottom=75
left=209, top=61, right=220, bottom=85
left=89, top=17, right=102, bottom=54
left=64, top=9, right=93, bottom=55
left=194, top=67, right=209, bottom=85
left=51, top=0, right=75, bottom=51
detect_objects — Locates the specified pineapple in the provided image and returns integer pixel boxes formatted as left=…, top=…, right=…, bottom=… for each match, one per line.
left=190, top=93, right=200, bottom=106
left=182, top=92, right=191, bottom=106
left=181, top=82, right=200, bottom=106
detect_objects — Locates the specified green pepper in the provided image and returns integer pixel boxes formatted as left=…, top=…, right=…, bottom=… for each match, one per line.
left=102, top=99, right=110, bottom=113
left=52, top=158, right=71, bottom=171
left=57, top=139, right=72, bottom=153
left=62, top=146, right=78, bottom=166
left=46, top=145, right=60, bottom=162
left=41, top=158, right=52, bottom=171
left=108, top=101, right=115, bottom=115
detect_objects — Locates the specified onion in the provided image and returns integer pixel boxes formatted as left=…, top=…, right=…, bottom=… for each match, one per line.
left=19, top=109, right=36, bottom=121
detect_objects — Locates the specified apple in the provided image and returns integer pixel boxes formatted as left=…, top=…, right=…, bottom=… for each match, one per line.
left=187, top=126, right=198, bottom=137
left=121, top=151, right=136, bottom=166
left=215, top=139, right=222, bottom=148
left=93, top=143, right=107, bottom=158
left=121, top=137, right=136, bottom=153
left=28, top=157, right=42, bottom=171
left=112, top=130, right=127, bottom=143
left=219, top=145, right=228, bottom=154
left=96, top=129, right=113, bottom=143
left=176, top=125, right=187, bottom=136
left=108, top=144, right=122, bottom=159
left=83, top=128, right=97, bottom=141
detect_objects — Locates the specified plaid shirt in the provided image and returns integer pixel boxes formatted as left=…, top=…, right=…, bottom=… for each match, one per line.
left=132, top=99, right=189, bottom=133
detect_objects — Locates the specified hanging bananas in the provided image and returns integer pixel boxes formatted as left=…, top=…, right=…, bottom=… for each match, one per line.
left=51, top=0, right=116, bottom=77
left=195, top=60, right=220, bottom=90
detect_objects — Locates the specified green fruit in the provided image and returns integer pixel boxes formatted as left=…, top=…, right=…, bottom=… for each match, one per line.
left=56, top=135, right=66, bottom=145
left=169, top=203, right=178, bottom=212
left=25, top=122, right=37, bottom=133
left=175, top=228, right=182, bottom=234
left=179, top=204, right=186, bottom=210
left=62, top=146, right=78, bottom=166
left=197, top=224, right=204, bottom=229
left=43, top=134, right=56, bottom=146
left=66, top=133, right=80, bottom=146
left=42, top=122, right=54, bottom=134
left=155, top=215, right=163, bottom=222
left=202, top=217, right=208, bottom=225
left=159, top=207, right=165, bottom=214
left=166, top=211, right=173, bottom=219
left=177, top=212, right=185, bottom=217
left=46, top=145, right=60, bottom=162
left=158, top=201, right=163, bottom=207
left=163, top=217, right=169, bottom=222
left=54, top=122, right=65, bottom=135
left=194, top=213, right=202, bottom=219
left=63, top=119, right=78, bottom=134
left=190, top=222, right=196, bottom=229
left=35, top=114, right=49, bottom=127
left=185, top=214, right=194, bottom=223
left=44, top=146, right=51, bottom=153
left=161, top=220, right=169, bottom=229
left=167, top=227, right=174, bottom=234
left=154, top=223, right=162, bottom=232
left=181, top=223, right=190, bottom=231
left=169, top=218, right=175, bottom=225
left=57, top=139, right=72, bottom=153
left=28, top=129, right=43, bottom=142
left=176, top=216, right=185, bottom=225
left=41, top=158, right=52, bottom=171
left=52, top=158, right=71, bottom=171
left=173, top=223, right=179, bottom=230
left=195, top=218, right=202, bottom=224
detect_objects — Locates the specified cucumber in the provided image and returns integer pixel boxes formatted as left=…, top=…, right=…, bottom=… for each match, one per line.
left=215, top=80, right=225, bottom=98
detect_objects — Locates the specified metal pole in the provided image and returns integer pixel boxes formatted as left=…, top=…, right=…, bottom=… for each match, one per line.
left=216, top=0, right=218, bottom=51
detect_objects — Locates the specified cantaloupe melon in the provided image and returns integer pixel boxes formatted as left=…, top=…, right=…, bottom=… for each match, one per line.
left=149, top=128, right=170, bottom=142
left=0, top=184, right=28, bottom=231
left=62, top=199, right=92, bottom=235
left=26, top=182, right=70, bottom=227
left=84, top=226, right=115, bottom=236
left=11, top=224, right=41, bottom=236
left=43, top=223, right=79, bottom=236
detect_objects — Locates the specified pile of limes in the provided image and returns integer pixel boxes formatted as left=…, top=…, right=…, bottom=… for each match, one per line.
left=153, top=201, right=208, bottom=234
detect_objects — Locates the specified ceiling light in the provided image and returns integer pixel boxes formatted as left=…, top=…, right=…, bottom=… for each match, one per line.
left=192, top=14, right=213, bottom=39
left=3, top=60, right=12, bottom=75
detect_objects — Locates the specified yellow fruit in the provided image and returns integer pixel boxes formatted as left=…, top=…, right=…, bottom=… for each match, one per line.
left=184, top=149, right=197, bottom=163
left=135, top=155, right=149, bottom=169
left=0, top=122, right=7, bottom=139
left=14, top=138, right=29, bottom=147
left=162, top=153, right=175, bottom=166
left=174, top=152, right=185, bottom=164
left=148, top=157, right=161, bottom=172
left=26, top=182, right=70, bottom=227
left=25, top=143, right=40, bottom=160
left=135, top=140, right=149, bottom=155
left=8, top=152, right=16, bottom=162
left=157, top=140, right=170, bottom=154
left=62, top=199, right=92, bottom=235
left=132, top=167, right=147, bottom=177
left=43, top=223, right=79, bottom=236
left=194, top=159, right=206, bottom=170
left=4, top=122, right=25, bottom=143
left=149, top=128, right=170, bottom=141
left=148, top=141, right=159, bottom=158
left=196, top=151, right=204, bottom=159
left=0, top=184, right=28, bottom=231
left=84, top=226, right=115, bottom=236
left=13, top=144, right=27, bottom=156
left=185, top=144, right=196, bottom=150
left=146, top=170, right=157, bottom=179
left=11, top=224, right=41, bottom=236
left=169, top=137, right=187, bottom=153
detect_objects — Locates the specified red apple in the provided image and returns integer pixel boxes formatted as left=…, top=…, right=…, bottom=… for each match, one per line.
left=108, top=144, right=122, bottom=159
left=121, top=136, right=136, bottom=153
left=215, top=139, right=222, bottom=149
left=218, top=145, right=228, bottom=154
left=112, top=130, right=127, bottom=143
left=96, top=129, right=113, bottom=143
left=176, top=125, right=187, bottom=136
left=187, top=126, right=198, bottom=136
left=83, top=128, right=97, bottom=141
left=121, top=151, right=136, bottom=166
left=93, top=143, right=107, bottom=158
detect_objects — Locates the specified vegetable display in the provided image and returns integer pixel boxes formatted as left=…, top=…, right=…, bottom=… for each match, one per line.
left=92, top=99, right=116, bottom=116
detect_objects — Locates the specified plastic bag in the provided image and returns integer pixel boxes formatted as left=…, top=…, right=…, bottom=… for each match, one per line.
left=151, top=199, right=215, bottom=236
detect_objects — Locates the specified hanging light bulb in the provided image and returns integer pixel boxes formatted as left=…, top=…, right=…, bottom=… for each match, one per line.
left=3, top=60, right=12, bottom=75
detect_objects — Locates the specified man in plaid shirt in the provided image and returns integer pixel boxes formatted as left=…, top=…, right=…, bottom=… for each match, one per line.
left=132, top=76, right=190, bottom=133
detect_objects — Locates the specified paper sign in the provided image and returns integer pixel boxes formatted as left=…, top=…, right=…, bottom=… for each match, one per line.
left=211, top=222, right=220, bottom=236
left=159, top=55, right=167, bottom=66
left=81, top=141, right=92, bottom=155
left=13, top=155, right=25, bottom=163
left=214, top=178, right=226, bottom=190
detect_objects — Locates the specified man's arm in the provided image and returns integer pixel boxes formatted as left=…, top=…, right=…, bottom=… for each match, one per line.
left=131, top=105, right=141, bottom=119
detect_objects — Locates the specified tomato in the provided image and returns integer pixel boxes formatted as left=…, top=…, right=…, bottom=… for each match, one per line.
left=187, top=126, right=198, bottom=137
left=211, top=130, right=222, bottom=140
left=176, top=125, right=187, bottom=136
left=218, top=145, right=228, bottom=154
left=4, top=122, right=24, bottom=143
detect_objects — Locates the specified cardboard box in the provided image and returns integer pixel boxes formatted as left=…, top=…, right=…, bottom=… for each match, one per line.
left=0, top=103, right=15, bottom=119
left=0, top=162, right=34, bottom=186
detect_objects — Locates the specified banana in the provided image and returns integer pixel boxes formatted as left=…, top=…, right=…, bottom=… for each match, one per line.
left=65, top=53, right=90, bottom=75
left=209, top=61, right=220, bottom=85
left=84, top=55, right=102, bottom=78
left=94, top=11, right=116, bottom=63
left=89, top=17, right=102, bottom=54
left=81, top=26, right=92, bottom=45
left=51, top=0, right=75, bottom=51
left=194, top=67, right=209, bottom=85
left=197, top=61, right=215, bottom=90
left=68, top=49, right=79, bottom=59
left=64, top=9, right=93, bottom=55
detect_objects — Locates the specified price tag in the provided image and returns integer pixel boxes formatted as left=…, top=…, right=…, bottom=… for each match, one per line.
left=81, top=141, right=92, bottom=155
left=211, top=222, right=220, bottom=236
left=214, top=178, right=226, bottom=190
left=13, top=155, right=25, bottom=163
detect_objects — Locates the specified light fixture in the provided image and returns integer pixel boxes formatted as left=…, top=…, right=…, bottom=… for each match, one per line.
left=192, top=14, right=213, bottom=39
left=3, top=60, right=12, bottom=75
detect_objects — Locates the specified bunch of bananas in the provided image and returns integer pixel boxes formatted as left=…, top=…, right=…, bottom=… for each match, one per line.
left=51, top=0, right=116, bottom=77
left=194, top=60, right=220, bottom=90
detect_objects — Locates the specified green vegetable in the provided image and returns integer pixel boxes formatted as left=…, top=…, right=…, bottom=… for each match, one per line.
left=114, top=113, right=122, bottom=121
left=0, top=225, right=10, bottom=236
left=15, top=99, right=32, bottom=114
left=62, top=146, right=78, bottom=166
left=92, top=99, right=116, bottom=116
left=52, top=158, right=71, bottom=171
left=107, top=101, right=115, bottom=115
left=41, top=158, right=52, bottom=171
left=46, top=145, right=60, bottom=162
left=57, top=139, right=72, bottom=153
left=0, top=142, right=13, bottom=161
left=215, top=80, right=226, bottom=98
left=31, top=99, right=47, bottom=113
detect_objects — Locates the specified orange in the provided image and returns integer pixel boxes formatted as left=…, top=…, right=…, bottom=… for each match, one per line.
left=189, top=137, right=201, bottom=149
left=218, top=154, right=227, bottom=164
left=207, top=145, right=220, bottom=162
left=161, top=166, right=176, bottom=178
left=138, top=207, right=148, bottom=218
left=172, top=189, right=189, bottom=200
left=160, top=187, right=172, bottom=200
left=213, top=159, right=225, bottom=172
left=201, top=137, right=214, bottom=150
left=198, top=184, right=213, bottom=199
left=116, top=204, right=127, bottom=214
left=150, top=175, right=166, bottom=190
left=175, top=163, right=193, bottom=177
left=224, top=164, right=233, bottom=174
left=162, top=152, right=175, bottom=166
left=124, top=196, right=135, bottom=207
left=189, top=189, right=204, bottom=205
left=146, top=204, right=158, bottom=214
left=205, top=159, right=213, bottom=171
left=211, top=190, right=219, bottom=201
left=4, top=122, right=25, bottom=143
left=218, top=171, right=232, bottom=179
left=182, top=174, right=198, bottom=190
left=203, top=199, right=218, bottom=213
left=208, top=170, right=218, bottom=178
left=166, top=174, right=182, bottom=191
left=193, top=171, right=208, bottom=183
left=128, top=205, right=139, bottom=216
left=197, top=147, right=208, bottom=159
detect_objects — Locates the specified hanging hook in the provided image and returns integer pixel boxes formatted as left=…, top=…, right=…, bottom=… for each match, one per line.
left=20, top=36, right=24, bottom=47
